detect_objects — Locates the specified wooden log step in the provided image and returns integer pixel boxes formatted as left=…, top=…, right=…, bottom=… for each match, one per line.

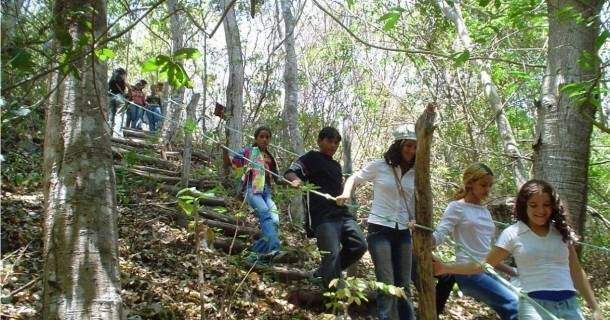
left=112, top=136, right=156, bottom=150
left=117, top=166, right=217, bottom=188
left=202, top=218, right=260, bottom=238
left=122, top=128, right=157, bottom=140
left=199, top=207, right=238, bottom=225
left=213, top=236, right=248, bottom=255
left=251, top=265, right=312, bottom=282
left=130, top=165, right=180, bottom=177
left=112, top=147, right=178, bottom=171
left=157, top=184, right=226, bottom=204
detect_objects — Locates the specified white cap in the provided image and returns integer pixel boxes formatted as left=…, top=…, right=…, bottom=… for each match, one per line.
left=392, top=124, right=417, bottom=141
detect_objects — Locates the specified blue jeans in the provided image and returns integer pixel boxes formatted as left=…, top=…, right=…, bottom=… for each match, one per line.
left=246, top=186, right=280, bottom=255
left=107, top=94, right=124, bottom=131
left=314, top=218, right=367, bottom=289
left=367, top=223, right=414, bottom=320
left=147, top=105, right=161, bottom=131
left=518, top=296, right=583, bottom=320
left=125, top=105, right=140, bottom=129
left=455, top=273, right=518, bottom=320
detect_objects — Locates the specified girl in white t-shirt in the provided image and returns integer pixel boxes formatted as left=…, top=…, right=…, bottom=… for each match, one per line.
left=434, top=179, right=601, bottom=320
left=432, top=163, right=519, bottom=320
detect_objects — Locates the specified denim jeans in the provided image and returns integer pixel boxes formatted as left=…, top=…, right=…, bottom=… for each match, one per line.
left=135, top=106, right=145, bottom=129
left=107, top=94, right=124, bottom=131
left=455, top=273, right=519, bottom=320
left=518, top=296, right=583, bottom=320
left=314, top=218, right=367, bottom=290
left=125, top=105, right=140, bottom=129
left=367, top=223, right=414, bottom=320
left=147, top=105, right=161, bottom=131
left=245, top=186, right=280, bottom=255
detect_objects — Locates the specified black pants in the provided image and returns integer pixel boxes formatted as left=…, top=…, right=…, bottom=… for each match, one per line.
left=314, top=217, right=367, bottom=289
left=411, top=256, right=457, bottom=316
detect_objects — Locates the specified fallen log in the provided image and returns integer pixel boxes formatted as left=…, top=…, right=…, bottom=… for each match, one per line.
left=122, top=128, right=157, bottom=140
left=202, top=218, right=260, bottom=238
left=251, top=265, right=312, bottom=282
left=118, top=167, right=217, bottom=188
left=156, top=184, right=225, bottom=200
left=213, top=236, right=248, bottom=255
left=130, top=165, right=180, bottom=177
left=112, top=147, right=178, bottom=171
left=199, top=207, right=238, bottom=224
left=111, top=136, right=156, bottom=149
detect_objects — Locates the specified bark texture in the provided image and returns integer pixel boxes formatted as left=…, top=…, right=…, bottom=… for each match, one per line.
left=414, top=106, right=437, bottom=319
left=534, top=0, right=602, bottom=236
left=42, top=0, right=123, bottom=317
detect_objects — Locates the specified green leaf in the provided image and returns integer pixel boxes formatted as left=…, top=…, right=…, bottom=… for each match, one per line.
left=595, top=30, right=609, bottom=50
left=184, top=119, right=197, bottom=135
left=478, top=0, right=491, bottom=6
left=8, top=48, right=34, bottom=71
left=346, top=0, right=355, bottom=8
left=95, top=48, right=115, bottom=62
left=173, top=48, right=202, bottom=61
left=452, top=50, right=470, bottom=66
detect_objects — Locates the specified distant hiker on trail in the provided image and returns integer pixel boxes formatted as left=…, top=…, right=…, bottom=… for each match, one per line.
left=107, top=67, right=127, bottom=133
left=145, top=83, right=162, bottom=132
left=225, top=126, right=293, bottom=264
left=285, top=127, right=367, bottom=290
left=434, top=179, right=602, bottom=320
left=336, top=124, right=417, bottom=320
left=126, top=80, right=147, bottom=130
left=431, top=163, right=519, bottom=320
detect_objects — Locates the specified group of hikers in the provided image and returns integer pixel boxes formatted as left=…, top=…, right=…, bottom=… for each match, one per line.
left=107, top=67, right=164, bottom=133
left=227, top=118, right=602, bottom=320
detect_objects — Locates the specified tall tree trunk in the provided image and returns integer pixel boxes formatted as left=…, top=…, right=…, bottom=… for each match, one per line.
left=414, top=105, right=437, bottom=320
left=433, top=0, right=528, bottom=187
left=280, top=0, right=305, bottom=224
left=182, top=93, right=201, bottom=187
left=534, top=0, right=602, bottom=236
left=223, top=0, right=244, bottom=152
left=161, top=0, right=186, bottom=147
left=42, top=0, right=123, bottom=317
left=280, top=0, right=304, bottom=155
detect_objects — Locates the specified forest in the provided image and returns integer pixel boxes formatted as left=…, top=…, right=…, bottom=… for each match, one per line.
left=1, top=0, right=609, bottom=319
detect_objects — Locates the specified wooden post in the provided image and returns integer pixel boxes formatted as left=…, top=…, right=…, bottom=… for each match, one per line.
left=414, top=103, right=437, bottom=319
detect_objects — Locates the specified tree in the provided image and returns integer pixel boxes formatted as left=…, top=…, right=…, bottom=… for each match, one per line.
left=280, top=0, right=304, bottom=155
left=534, top=0, right=604, bottom=236
left=160, top=0, right=186, bottom=147
left=41, top=0, right=123, bottom=317
left=223, top=0, right=245, bottom=152
left=414, top=104, right=437, bottom=320
left=433, top=0, right=529, bottom=187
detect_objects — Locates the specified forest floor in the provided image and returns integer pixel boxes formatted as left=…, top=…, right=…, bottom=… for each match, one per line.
left=2, top=133, right=609, bottom=319
left=3, top=183, right=609, bottom=319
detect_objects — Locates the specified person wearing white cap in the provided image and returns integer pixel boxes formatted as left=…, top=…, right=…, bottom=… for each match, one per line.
left=336, top=124, right=417, bottom=320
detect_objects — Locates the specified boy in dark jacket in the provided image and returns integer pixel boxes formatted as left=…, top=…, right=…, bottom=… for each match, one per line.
left=284, top=127, right=367, bottom=289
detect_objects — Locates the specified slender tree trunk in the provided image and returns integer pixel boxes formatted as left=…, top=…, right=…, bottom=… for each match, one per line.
left=223, top=0, right=244, bottom=152
left=182, top=93, right=201, bottom=187
left=414, top=105, right=437, bottom=320
left=534, top=0, right=602, bottom=237
left=200, top=31, right=208, bottom=133
left=433, top=0, right=528, bottom=187
left=42, top=0, right=123, bottom=317
left=280, top=0, right=305, bottom=224
left=280, top=0, right=304, bottom=155
left=161, top=0, right=186, bottom=146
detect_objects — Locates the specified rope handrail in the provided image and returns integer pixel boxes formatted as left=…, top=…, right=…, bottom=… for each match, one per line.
left=165, top=98, right=301, bottom=158
left=109, top=91, right=610, bottom=255
left=108, top=91, right=607, bottom=319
